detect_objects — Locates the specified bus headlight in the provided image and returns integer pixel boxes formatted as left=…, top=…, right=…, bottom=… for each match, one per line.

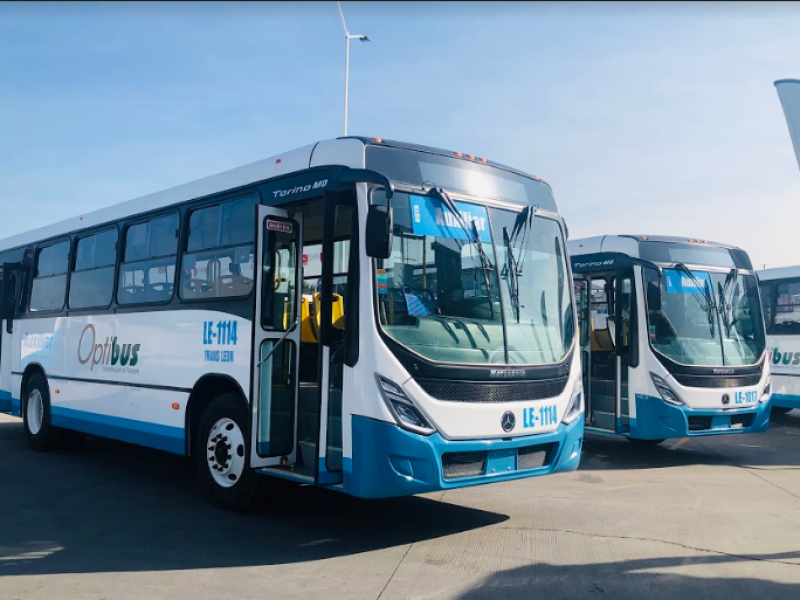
left=375, top=375, right=436, bottom=436
left=562, top=380, right=584, bottom=424
left=650, top=373, right=684, bottom=406
left=760, top=375, right=772, bottom=403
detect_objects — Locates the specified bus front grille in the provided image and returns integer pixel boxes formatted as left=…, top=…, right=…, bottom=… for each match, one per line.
left=688, top=413, right=755, bottom=431
left=517, top=443, right=556, bottom=470
left=673, top=373, right=761, bottom=388
left=441, top=443, right=557, bottom=480
left=442, top=451, right=487, bottom=480
left=417, top=377, right=569, bottom=403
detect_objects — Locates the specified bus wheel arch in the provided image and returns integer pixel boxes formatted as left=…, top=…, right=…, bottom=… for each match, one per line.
left=185, top=374, right=249, bottom=457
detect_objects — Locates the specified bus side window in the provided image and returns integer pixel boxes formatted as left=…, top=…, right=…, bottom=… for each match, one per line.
left=70, top=228, right=118, bottom=310
left=774, top=281, right=800, bottom=334
left=180, top=195, right=257, bottom=300
left=118, top=213, right=179, bottom=305
left=29, top=240, right=70, bottom=313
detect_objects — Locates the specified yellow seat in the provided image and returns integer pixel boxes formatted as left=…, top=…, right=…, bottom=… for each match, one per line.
left=314, top=292, right=345, bottom=332
left=300, top=295, right=318, bottom=343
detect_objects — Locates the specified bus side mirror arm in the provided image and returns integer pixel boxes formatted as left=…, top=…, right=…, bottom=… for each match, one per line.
left=333, top=168, right=394, bottom=201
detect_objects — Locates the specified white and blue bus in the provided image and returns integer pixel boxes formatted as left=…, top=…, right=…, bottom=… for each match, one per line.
left=569, top=235, right=772, bottom=445
left=0, top=137, right=584, bottom=509
left=758, top=266, right=800, bottom=415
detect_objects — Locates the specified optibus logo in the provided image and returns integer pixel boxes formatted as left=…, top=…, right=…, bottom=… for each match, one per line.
left=77, top=324, right=141, bottom=371
left=771, top=347, right=800, bottom=366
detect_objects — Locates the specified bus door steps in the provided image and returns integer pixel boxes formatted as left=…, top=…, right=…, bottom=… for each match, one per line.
left=589, top=410, right=630, bottom=432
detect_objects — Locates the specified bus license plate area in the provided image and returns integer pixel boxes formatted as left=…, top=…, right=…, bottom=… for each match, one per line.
left=521, top=404, right=558, bottom=429
left=732, top=390, right=758, bottom=406
left=486, top=449, right=516, bottom=474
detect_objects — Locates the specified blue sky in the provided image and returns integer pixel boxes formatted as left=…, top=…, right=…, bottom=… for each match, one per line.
left=1, top=1, right=800, bottom=268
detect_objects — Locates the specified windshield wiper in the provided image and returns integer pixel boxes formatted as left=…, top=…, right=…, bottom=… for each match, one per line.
left=471, top=221, right=496, bottom=320
left=673, top=262, right=716, bottom=338
left=503, top=206, right=537, bottom=324
left=503, top=227, right=521, bottom=323
left=717, top=267, right=739, bottom=337
left=429, top=186, right=496, bottom=319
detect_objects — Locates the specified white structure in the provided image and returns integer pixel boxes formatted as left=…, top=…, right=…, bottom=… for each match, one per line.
left=775, top=79, right=800, bottom=174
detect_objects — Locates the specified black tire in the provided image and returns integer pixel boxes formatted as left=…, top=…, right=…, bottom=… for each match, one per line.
left=195, top=393, right=261, bottom=511
left=627, top=437, right=666, bottom=447
left=771, top=406, right=793, bottom=416
left=22, top=372, right=65, bottom=452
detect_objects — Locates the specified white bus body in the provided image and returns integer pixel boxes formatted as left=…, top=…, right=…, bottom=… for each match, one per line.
left=570, top=235, right=772, bottom=444
left=758, top=266, right=800, bottom=414
left=0, top=137, right=584, bottom=508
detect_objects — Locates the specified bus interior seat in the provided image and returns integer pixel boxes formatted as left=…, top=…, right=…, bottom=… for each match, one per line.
left=218, top=274, right=252, bottom=296
left=591, top=323, right=614, bottom=352
left=403, top=287, right=436, bottom=317
left=301, top=295, right=318, bottom=343
left=313, top=292, right=345, bottom=331
left=381, top=288, right=411, bottom=325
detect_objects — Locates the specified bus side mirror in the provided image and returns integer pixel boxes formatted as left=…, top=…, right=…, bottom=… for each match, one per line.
left=366, top=205, right=393, bottom=259
left=647, top=282, right=661, bottom=311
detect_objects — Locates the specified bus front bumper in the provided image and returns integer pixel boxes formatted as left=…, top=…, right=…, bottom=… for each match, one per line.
left=630, top=394, right=772, bottom=440
left=345, top=414, right=584, bottom=499
left=771, top=393, right=800, bottom=410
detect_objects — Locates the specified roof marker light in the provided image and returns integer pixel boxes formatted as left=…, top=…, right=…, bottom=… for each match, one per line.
left=479, top=157, right=487, bottom=163
left=372, top=137, right=383, bottom=143
left=454, top=151, right=463, bottom=158
left=276, top=159, right=282, bottom=164
left=467, top=154, right=475, bottom=160
left=532, top=175, right=541, bottom=180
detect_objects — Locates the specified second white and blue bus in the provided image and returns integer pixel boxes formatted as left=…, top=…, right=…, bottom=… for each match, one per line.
left=569, top=235, right=772, bottom=445
left=758, top=266, right=800, bottom=415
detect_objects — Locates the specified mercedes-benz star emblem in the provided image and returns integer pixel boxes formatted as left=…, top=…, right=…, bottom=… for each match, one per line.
left=721, top=394, right=730, bottom=406
left=501, top=411, right=516, bottom=432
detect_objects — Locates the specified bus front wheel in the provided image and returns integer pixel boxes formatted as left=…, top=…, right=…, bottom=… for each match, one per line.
left=195, top=394, right=261, bottom=511
left=771, top=406, right=793, bottom=416
left=22, top=372, right=65, bottom=452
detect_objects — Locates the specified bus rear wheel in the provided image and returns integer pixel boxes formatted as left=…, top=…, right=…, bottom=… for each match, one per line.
left=22, top=373, right=65, bottom=452
left=195, top=394, right=261, bottom=511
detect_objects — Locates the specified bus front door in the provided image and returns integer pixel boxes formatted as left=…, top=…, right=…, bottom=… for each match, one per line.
left=574, top=276, right=591, bottom=416
left=585, top=268, right=633, bottom=433
left=251, top=206, right=303, bottom=469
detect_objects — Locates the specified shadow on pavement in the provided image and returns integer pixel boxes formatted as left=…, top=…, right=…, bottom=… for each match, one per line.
left=578, top=434, right=729, bottom=471
left=455, top=551, right=800, bottom=600
left=580, top=408, right=800, bottom=471
left=0, top=420, right=508, bottom=576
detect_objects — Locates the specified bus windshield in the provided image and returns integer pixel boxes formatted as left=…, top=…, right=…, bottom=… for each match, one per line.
left=644, top=268, right=765, bottom=366
left=373, top=190, right=574, bottom=366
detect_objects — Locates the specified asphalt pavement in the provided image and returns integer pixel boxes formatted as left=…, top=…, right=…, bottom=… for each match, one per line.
left=1, top=410, right=799, bottom=600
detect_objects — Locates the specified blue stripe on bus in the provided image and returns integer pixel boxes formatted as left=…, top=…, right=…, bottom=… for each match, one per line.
left=772, top=393, right=800, bottom=410
left=50, top=406, right=185, bottom=455
left=0, top=390, right=12, bottom=413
